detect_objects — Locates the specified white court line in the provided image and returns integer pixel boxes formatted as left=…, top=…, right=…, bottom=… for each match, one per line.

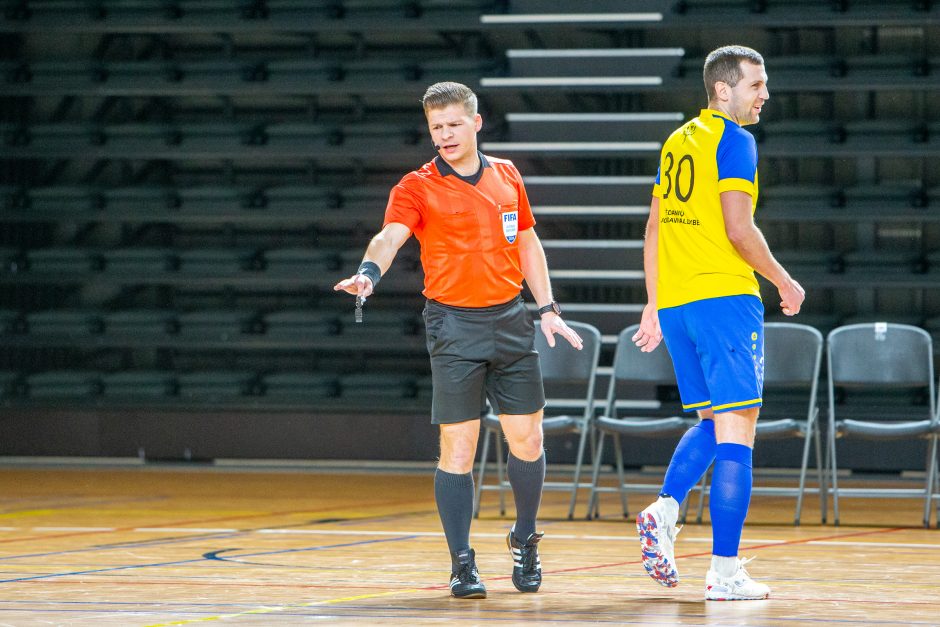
left=32, top=526, right=116, bottom=532
left=11, top=526, right=940, bottom=550
left=133, top=527, right=237, bottom=533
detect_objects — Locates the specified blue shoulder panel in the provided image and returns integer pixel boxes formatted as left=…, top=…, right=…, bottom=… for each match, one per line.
left=716, top=118, right=758, bottom=182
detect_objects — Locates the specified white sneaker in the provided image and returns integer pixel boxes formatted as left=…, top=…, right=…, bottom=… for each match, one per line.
left=636, top=498, right=681, bottom=587
left=705, top=557, right=770, bottom=601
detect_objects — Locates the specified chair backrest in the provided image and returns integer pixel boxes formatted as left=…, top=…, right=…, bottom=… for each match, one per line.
left=827, top=323, right=933, bottom=386
left=826, top=322, right=935, bottom=419
left=534, top=320, right=602, bottom=418
left=762, top=322, right=824, bottom=423
left=534, top=319, right=601, bottom=383
left=605, top=324, right=678, bottom=416
left=764, top=322, right=824, bottom=386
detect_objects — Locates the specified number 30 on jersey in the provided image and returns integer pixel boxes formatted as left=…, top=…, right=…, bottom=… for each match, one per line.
left=661, top=151, right=695, bottom=202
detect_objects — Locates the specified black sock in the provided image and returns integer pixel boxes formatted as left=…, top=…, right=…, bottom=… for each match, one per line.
left=507, top=452, right=545, bottom=541
left=434, top=468, right=474, bottom=556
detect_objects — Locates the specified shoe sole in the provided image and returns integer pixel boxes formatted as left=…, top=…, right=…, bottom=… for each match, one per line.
left=705, top=590, right=769, bottom=601
left=452, top=591, right=487, bottom=599
left=636, top=511, right=679, bottom=588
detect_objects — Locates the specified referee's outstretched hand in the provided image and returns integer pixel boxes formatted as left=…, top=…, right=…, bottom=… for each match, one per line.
left=333, top=273, right=375, bottom=299
left=541, top=314, right=583, bottom=350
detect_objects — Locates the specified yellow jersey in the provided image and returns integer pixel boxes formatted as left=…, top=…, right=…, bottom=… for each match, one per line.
left=652, top=109, right=761, bottom=309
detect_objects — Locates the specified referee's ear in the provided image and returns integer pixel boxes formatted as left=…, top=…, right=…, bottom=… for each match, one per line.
left=474, top=113, right=483, bottom=133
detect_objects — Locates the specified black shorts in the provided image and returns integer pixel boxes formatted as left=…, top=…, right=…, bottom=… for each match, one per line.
left=423, top=295, right=545, bottom=425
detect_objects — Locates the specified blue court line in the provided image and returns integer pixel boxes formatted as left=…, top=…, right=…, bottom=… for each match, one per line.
left=0, top=535, right=417, bottom=583
left=202, top=535, right=418, bottom=562
left=0, top=531, right=243, bottom=562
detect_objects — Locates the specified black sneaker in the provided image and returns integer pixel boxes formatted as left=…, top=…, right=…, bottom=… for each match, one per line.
left=507, top=529, right=544, bottom=592
left=449, top=548, right=487, bottom=599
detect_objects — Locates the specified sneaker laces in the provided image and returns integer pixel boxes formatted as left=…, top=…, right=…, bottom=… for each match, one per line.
left=454, top=558, right=478, bottom=583
left=736, top=556, right=755, bottom=576
left=518, top=542, right=539, bottom=573
left=670, top=524, right=683, bottom=542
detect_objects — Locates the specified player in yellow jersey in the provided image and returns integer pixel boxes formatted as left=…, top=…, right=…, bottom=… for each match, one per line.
left=632, top=45, right=805, bottom=600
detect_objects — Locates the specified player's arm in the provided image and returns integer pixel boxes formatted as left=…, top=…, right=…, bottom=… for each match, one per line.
left=721, top=190, right=805, bottom=316
left=633, top=196, right=663, bottom=352
left=517, top=228, right=582, bottom=350
left=333, top=222, right=412, bottom=299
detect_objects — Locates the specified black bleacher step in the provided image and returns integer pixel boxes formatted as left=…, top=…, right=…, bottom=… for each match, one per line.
left=263, top=310, right=342, bottom=337
left=101, top=371, right=176, bottom=399
left=104, top=309, right=179, bottom=336
left=523, top=176, right=654, bottom=206
left=176, top=371, right=255, bottom=400
left=482, top=48, right=683, bottom=89
left=501, top=112, right=682, bottom=143
left=25, top=309, right=104, bottom=336
left=26, top=371, right=101, bottom=399
left=540, top=239, right=644, bottom=270
left=261, top=372, right=341, bottom=399
left=0, top=1, right=490, bottom=33
left=666, top=1, right=940, bottom=28
left=177, top=309, right=259, bottom=340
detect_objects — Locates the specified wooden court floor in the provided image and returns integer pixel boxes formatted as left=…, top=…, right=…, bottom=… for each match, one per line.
left=0, top=463, right=937, bottom=626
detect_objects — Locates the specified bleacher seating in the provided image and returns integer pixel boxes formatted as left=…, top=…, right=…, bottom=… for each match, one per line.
left=1, top=0, right=938, bottom=470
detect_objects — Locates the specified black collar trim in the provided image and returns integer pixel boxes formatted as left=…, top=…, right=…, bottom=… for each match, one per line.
left=434, top=151, right=490, bottom=186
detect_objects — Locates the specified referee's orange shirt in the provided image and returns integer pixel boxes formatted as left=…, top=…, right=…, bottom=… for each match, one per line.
left=383, top=154, right=536, bottom=307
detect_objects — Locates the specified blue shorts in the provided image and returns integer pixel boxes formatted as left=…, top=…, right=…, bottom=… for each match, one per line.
left=658, top=294, right=764, bottom=414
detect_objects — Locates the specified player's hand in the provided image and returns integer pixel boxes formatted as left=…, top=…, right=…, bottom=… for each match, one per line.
left=632, top=304, right=662, bottom=353
left=333, top=274, right=375, bottom=299
left=778, top=277, right=805, bottom=317
left=541, top=314, right=583, bottom=350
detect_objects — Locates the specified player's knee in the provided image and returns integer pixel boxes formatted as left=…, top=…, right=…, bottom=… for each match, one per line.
left=439, top=444, right=476, bottom=474
left=509, top=431, right=543, bottom=460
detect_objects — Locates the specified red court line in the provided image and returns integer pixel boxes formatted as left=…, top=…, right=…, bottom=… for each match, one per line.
left=439, top=524, right=912, bottom=583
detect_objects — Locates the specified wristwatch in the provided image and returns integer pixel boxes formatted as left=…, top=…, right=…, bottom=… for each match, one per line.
left=537, top=301, right=561, bottom=316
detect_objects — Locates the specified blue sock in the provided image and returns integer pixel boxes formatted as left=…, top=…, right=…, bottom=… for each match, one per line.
left=709, top=442, right=753, bottom=557
left=659, top=419, right=717, bottom=503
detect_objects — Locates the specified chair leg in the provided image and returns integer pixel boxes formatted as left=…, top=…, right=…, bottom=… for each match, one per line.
left=566, top=424, right=591, bottom=520
left=794, top=415, right=817, bottom=526
left=495, top=432, right=506, bottom=517
left=473, top=426, right=492, bottom=518
left=695, top=468, right=710, bottom=524
left=587, top=432, right=607, bottom=519
left=922, top=433, right=938, bottom=528
left=612, top=434, right=629, bottom=518
left=935, top=443, right=940, bottom=529
left=829, top=425, right=840, bottom=526
left=814, top=416, right=827, bottom=524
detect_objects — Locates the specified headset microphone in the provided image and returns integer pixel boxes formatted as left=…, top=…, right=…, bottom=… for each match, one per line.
left=433, top=142, right=441, bottom=150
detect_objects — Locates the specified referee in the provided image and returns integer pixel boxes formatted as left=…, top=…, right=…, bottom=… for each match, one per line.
left=334, top=82, right=583, bottom=599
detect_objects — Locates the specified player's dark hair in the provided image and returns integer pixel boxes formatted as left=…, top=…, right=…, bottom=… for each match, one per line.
left=422, top=82, right=478, bottom=116
left=703, top=45, right=764, bottom=101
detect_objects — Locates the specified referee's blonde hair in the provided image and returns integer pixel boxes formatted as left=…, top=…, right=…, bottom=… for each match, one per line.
left=422, top=82, right=478, bottom=116
left=703, top=45, right=765, bottom=102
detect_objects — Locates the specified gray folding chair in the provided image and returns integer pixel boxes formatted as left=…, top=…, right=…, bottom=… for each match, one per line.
left=693, top=322, right=826, bottom=525
left=473, top=320, right=602, bottom=520
left=586, top=324, right=696, bottom=520
left=826, top=323, right=938, bottom=527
